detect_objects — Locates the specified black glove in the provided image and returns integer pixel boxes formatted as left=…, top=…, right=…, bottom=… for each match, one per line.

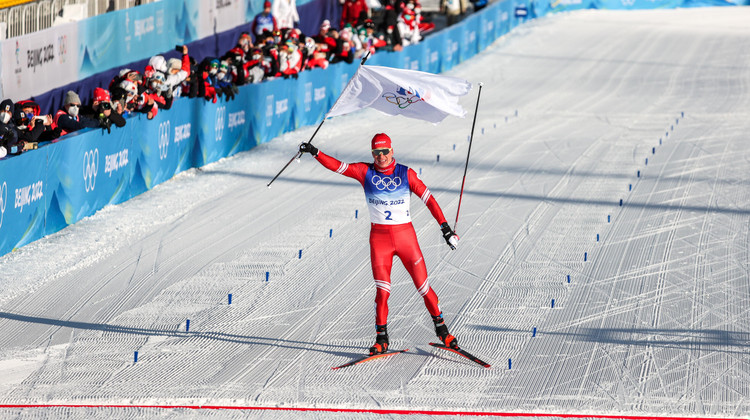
left=440, top=222, right=459, bottom=250
left=299, top=142, right=318, bottom=156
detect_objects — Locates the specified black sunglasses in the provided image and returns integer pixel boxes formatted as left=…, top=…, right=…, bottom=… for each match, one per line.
left=372, top=148, right=392, bottom=156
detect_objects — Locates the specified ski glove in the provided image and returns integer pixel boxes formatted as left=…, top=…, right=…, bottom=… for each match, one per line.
left=440, top=222, right=459, bottom=250
left=299, top=142, right=318, bottom=156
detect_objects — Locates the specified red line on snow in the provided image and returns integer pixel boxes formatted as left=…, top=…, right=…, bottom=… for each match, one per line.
left=0, top=404, right=743, bottom=419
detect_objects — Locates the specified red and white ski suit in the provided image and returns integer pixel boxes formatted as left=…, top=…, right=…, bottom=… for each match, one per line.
left=315, top=151, right=447, bottom=325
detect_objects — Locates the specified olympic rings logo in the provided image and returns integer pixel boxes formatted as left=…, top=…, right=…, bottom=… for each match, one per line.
left=371, top=175, right=402, bottom=191
left=382, top=92, right=422, bottom=110
left=83, top=149, right=99, bottom=192
left=158, top=121, right=170, bottom=160
left=215, top=106, right=226, bottom=142
left=0, top=182, right=6, bottom=230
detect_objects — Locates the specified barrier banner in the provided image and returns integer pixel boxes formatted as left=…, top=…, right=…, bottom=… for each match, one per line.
left=196, top=97, right=251, bottom=166
left=198, top=0, right=248, bottom=38
left=78, top=0, right=196, bottom=80
left=0, top=148, right=47, bottom=252
left=294, top=68, right=334, bottom=129
left=44, top=128, right=134, bottom=232
left=0, top=23, right=79, bottom=101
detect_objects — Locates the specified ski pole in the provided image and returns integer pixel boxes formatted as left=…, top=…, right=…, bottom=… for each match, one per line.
left=454, top=82, right=483, bottom=234
left=267, top=119, right=325, bottom=188
left=266, top=52, right=372, bottom=188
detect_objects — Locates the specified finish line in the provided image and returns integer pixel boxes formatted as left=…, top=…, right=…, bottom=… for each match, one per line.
left=0, top=404, right=742, bottom=419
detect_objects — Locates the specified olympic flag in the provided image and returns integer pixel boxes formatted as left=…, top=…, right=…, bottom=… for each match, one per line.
left=326, top=65, right=472, bottom=124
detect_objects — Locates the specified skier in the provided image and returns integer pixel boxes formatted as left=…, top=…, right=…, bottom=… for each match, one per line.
left=299, top=133, right=460, bottom=355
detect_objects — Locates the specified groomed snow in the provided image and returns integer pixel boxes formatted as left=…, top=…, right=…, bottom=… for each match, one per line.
left=0, top=7, right=749, bottom=420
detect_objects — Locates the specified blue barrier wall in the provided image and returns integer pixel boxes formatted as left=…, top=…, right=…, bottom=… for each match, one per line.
left=0, top=0, right=743, bottom=256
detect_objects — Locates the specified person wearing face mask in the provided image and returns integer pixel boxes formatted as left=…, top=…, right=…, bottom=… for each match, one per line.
left=13, top=100, right=53, bottom=147
left=298, top=133, right=461, bottom=356
left=52, top=91, right=100, bottom=138
left=244, top=48, right=269, bottom=83
left=397, top=6, right=421, bottom=46
left=0, top=99, right=23, bottom=157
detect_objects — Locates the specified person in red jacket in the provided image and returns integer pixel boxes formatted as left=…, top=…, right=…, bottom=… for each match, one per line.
left=299, top=133, right=460, bottom=355
left=340, top=0, right=369, bottom=29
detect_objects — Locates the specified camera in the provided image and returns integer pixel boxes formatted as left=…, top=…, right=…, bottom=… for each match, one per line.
left=175, top=44, right=184, bottom=52
left=100, top=102, right=112, bottom=110
left=34, top=116, right=46, bottom=121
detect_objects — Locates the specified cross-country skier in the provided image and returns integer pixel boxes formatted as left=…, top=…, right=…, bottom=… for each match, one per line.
left=299, top=133, right=460, bottom=355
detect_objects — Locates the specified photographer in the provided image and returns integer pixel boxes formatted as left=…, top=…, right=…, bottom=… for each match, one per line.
left=13, top=100, right=53, bottom=147
left=53, top=91, right=102, bottom=138
left=81, top=88, right=126, bottom=134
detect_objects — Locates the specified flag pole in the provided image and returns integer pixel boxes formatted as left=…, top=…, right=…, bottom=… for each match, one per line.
left=267, top=52, right=372, bottom=188
left=454, top=82, right=483, bottom=234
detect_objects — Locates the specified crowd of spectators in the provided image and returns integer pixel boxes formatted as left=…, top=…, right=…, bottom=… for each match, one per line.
left=0, top=0, right=483, bottom=159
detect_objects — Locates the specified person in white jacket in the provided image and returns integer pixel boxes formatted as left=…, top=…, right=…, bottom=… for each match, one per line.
left=272, top=0, right=299, bottom=30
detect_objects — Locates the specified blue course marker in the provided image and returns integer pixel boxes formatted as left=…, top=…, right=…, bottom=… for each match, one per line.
left=134, top=351, right=138, bottom=363
left=228, top=294, right=232, bottom=305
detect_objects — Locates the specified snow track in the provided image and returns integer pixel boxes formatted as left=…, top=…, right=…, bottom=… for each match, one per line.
left=0, top=7, right=749, bottom=420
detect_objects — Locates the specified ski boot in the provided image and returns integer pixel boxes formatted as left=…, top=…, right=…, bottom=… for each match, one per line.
left=368, top=324, right=389, bottom=355
left=432, top=314, right=459, bottom=349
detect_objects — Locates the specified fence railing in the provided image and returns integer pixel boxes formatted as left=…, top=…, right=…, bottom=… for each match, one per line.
left=0, top=0, right=157, bottom=39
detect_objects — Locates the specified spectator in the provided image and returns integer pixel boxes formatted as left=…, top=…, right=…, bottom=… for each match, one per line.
left=341, top=0, right=369, bottom=29
left=150, top=46, right=190, bottom=99
left=313, top=20, right=338, bottom=61
left=303, top=36, right=329, bottom=70
left=13, top=100, right=53, bottom=147
left=198, top=58, right=221, bottom=103
left=357, top=19, right=387, bottom=55
left=145, top=64, right=177, bottom=112
left=0, top=100, right=22, bottom=157
left=245, top=47, right=270, bottom=83
left=81, top=88, right=126, bottom=134
left=440, top=0, right=466, bottom=26
left=272, top=0, right=299, bottom=30
left=53, top=91, right=101, bottom=138
left=405, top=0, right=435, bottom=34
left=397, top=7, right=421, bottom=46
left=470, top=0, right=488, bottom=12
left=251, top=1, right=278, bottom=41
left=278, top=41, right=303, bottom=78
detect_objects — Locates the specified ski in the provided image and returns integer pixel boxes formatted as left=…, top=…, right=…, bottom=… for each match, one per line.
left=331, top=349, right=409, bottom=370
left=429, top=343, right=491, bottom=368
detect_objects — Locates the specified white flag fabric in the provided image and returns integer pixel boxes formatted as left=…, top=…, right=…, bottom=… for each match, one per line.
left=326, top=65, right=472, bottom=124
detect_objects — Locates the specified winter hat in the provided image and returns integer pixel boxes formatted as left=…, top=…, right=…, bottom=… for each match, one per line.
left=149, top=55, right=168, bottom=73
left=0, top=98, right=14, bottom=115
left=93, top=87, right=111, bottom=103
left=264, top=1, right=271, bottom=7
left=371, top=133, right=391, bottom=150
left=167, top=58, right=182, bottom=72
left=321, top=20, right=331, bottom=30
left=64, top=91, right=81, bottom=106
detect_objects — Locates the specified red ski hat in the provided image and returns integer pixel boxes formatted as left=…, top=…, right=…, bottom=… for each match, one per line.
left=371, top=133, right=391, bottom=150
left=93, top=87, right=111, bottom=103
